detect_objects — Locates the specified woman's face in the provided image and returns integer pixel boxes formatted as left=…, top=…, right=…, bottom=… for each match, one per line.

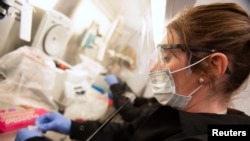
left=150, top=31, right=201, bottom=96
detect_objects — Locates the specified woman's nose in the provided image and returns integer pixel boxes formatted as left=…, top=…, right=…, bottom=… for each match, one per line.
left=150, top=61, right=165, bottom=73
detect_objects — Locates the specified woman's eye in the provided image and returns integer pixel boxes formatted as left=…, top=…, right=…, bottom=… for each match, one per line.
left=161, top=56, right=170, bottom=62
left=160, top=51, right=172, bottom=62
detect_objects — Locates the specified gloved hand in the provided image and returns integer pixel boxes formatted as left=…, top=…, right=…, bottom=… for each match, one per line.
left=105, top=74, right=119, bottom=86
left=15, top=128, right=42, bottom=141
left=35, top=112, right=71, bottom=135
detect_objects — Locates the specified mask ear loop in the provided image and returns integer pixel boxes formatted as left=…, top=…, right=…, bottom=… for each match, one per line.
left=187, top=78, right=205, bottom=97
left=171, top=55, right=211, bottom=74
left=188, top=84, right=203, bottom=97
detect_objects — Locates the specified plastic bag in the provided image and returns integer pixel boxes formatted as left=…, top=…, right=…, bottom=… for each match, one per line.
left=0, top=46, right=58, bottom=111
left=63, top=85, right=109, bottom=121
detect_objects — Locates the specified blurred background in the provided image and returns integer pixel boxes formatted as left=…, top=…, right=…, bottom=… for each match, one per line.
left=0, top=0, right=249, bottom=140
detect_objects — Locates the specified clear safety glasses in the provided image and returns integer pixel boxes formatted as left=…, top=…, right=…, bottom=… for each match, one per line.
left=157, top=44, right=231, bottom=74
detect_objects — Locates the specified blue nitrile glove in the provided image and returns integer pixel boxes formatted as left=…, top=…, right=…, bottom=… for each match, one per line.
left=105, top=74, right=119, bottom=86
left=35, top=112, right=71, bottom=135
left=15, top=128, right=42, bottom=141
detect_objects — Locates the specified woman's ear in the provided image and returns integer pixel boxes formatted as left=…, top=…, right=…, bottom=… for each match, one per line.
left=209, top=53, right=228, bottom=78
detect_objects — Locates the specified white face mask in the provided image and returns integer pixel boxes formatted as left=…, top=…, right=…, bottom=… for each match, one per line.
left=149, top=56, right=209, bottom=110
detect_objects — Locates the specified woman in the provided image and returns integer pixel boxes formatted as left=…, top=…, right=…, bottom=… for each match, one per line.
left=15, top=3, right=250, bottom=141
